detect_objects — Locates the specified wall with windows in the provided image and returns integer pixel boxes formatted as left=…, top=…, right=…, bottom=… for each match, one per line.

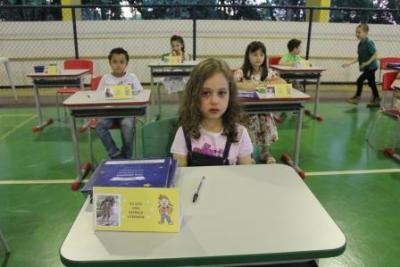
left=1, top=20, right=399, bottom=86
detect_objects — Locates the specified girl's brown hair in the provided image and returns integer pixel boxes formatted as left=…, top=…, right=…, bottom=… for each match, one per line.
left=177, top=58, right=242, bottom=143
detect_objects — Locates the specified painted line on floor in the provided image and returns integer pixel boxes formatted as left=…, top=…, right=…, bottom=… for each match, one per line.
left=0, top=114, right=36, bottom=141
left=306, top=168, right=400, bottom=176
left=0, top=114, right=35, bottom=118
left=0, top=179, right=86, bottom=185
left=1, top=168, right=400, bottom=185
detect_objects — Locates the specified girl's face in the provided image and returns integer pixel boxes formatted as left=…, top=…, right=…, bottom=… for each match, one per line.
left=171, top=40, right=184, bottom=54
left=356, top=28, right=367, bottom=40
left=109, top=53, right=128, bottom=77
left=200, top=72, right=230, bottom=122
left=249, top=49, right=265, bottom=69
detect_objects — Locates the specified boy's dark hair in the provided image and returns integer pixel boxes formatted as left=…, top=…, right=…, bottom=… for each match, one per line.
left=177, top=58, right=242, bottom=143
left=287, top=39, right=302, bottom=52
left=242, top=41, right=268, bottom=81
left=170, top=35, right=185, bottom=54
left=108, top=47, right=129, bottom=63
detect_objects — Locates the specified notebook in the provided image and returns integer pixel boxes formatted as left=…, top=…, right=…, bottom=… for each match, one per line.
left=104, top=85, right=133, bottom=100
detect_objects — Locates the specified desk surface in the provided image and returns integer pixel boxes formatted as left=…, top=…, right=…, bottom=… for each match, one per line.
left=271, top=65, right=326, bottom=73
left=26, top=69, right=90, bottom=78
left=241, top=88, right=310, bottom=104
left=148, top=60, right=200, bottom=68
left=63, top=90, right=151, bottom=108
left=60, top=164, right=346, bottom=267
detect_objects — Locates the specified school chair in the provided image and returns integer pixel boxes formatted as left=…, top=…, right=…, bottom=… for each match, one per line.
left=55, top=59, right=94, bottom=121
left=268, top=55, right=281, bottom=66
left=141, top=117, right=177, bottom=158
left=379, top=57, right=400, bottom=107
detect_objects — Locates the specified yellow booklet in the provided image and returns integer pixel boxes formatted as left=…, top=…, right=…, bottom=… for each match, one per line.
left=168, top=55, right=182, bottom=65
left=104, top=85, right=133, bottom=100
left=256, top=83, right=292, bottom=99
left=93, top=187, right=181, bottom=232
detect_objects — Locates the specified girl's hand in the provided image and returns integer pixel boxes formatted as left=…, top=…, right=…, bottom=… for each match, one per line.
left=267, top=70, right=278, bottom=80
left=233, top=69, right=243, bottom=81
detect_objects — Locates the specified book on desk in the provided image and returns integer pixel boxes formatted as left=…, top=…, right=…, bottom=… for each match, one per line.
left=239, top=83, right=292, bottom=99
left=83, top=158, right=181, bottom=233
left=82, top=157, right=177, bottom=195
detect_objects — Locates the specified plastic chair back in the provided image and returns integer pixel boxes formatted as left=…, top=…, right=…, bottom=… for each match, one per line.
left=90, top=75, right=102, bottom=91
left=380, top=57, right=400, bottom=70
left=142, top=118, right=177, bottom=158
left=268, top=56, right=282, bottom=67
left=64, top=59, right=94, bottom=74
left=382, top=71, right=398, bottom=91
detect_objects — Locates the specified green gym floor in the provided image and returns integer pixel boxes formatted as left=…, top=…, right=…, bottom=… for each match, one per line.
left=0, top=88, right=400, bottom=267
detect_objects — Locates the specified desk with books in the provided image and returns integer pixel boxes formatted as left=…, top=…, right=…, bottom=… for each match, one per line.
left=270, top=65, right=326, bottom=121
left=240, top=88, right=310, bottom=167
left=27, top=69, right=90, bottom=132
left=60, top=164, right=346, bottom=267
left=148, top=61, right=199, bottom=120
left=63, top=90, right=151, bottom=190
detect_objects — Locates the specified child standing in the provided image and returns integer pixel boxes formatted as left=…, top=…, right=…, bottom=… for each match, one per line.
left=342, top=24, right=380, bottom=108
left=170, top=58, right=253, bottom=167
left=234, top=41, right=280, bottom=164
left=162, top=34, right=191, bottom=95
left=96, top=47, right=143, bottom=159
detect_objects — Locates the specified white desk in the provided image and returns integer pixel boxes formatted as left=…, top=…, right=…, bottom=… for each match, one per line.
left=270, top=65, right=326, bottom=121
left=60, top=164, right=346, bottom=266
left=241, top=88, right=311, bottom=166
left=63, top=90, right=151, bottom=189
left=148, top=61, right=199, bottom=120
left=27, top=69, right=90, bottom=132
left=0, top=57, right=17, bottom=102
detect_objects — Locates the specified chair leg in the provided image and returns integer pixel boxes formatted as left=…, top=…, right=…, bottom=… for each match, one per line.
left=366, top=110, right=382, bottom=149
left=0, top=228, right=10, bottom=255
left=56, top=92, right=61, bottom=121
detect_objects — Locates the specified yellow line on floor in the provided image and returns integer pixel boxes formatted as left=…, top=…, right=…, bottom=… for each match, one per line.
left=0, top=114, right=36, bottom=141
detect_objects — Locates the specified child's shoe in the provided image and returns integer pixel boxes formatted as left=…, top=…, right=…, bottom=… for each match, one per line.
left=262, top=154, right=276, bottom=164
left=346, top=96, right=360, bottom=105
left=366, top=97, right=381, bottom=108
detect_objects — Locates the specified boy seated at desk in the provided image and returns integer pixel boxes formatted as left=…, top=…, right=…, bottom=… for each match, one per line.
left=96, top=47, right=143, bottom=159
left=279, top=39, right=310, bottom=90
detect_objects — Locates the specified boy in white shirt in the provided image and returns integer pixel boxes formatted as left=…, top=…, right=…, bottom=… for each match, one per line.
left=96, top=47, right=143, bottom=159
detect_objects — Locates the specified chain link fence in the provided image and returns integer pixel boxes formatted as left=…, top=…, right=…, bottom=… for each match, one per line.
left=1, top=4, right=400, bottom=87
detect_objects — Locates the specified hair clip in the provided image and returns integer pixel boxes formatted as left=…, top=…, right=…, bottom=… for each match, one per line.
left=173, top=31, right=182, bottom=37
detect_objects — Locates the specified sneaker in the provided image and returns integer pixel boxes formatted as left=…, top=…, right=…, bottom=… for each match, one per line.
left=346, top=96, right=360, bottom=105
left=366, top=97, right=381, bottom=108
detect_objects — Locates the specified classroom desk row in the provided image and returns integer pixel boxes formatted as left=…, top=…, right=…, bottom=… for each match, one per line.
left=60, top=164, right=346, bottom=267
left=63, top=89, right=309, bottom=189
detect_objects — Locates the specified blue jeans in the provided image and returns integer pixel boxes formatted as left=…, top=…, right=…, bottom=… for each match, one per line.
left=95, top=117, right=135, bottom=159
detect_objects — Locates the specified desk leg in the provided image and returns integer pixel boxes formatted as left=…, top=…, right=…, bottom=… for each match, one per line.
left=305, top=74, right=323, bottom=121
left=294, top=108, right=304, bottom=166
left=32, top=83, right=53, bottom=132
left=0, top=228, right=10, bottom=254
left=280, top=108, right=306, bottom=179
left=4, top=61, right=17, bottom=102
left=156, top=82, right=161, bottom=121
left=70, top=116, right=86, bottom=191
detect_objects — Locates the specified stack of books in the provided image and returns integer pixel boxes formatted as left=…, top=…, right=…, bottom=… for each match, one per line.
left=82, top=157, right=177, bottom=196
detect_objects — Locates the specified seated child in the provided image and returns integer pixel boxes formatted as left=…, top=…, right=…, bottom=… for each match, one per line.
left=234, top=41, right=279, bottom=164
left=170, top=58, right=253, bottom=167
left=162, top=34, right=191, bottom=95
left=96, top=47, right=143, bottom=159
